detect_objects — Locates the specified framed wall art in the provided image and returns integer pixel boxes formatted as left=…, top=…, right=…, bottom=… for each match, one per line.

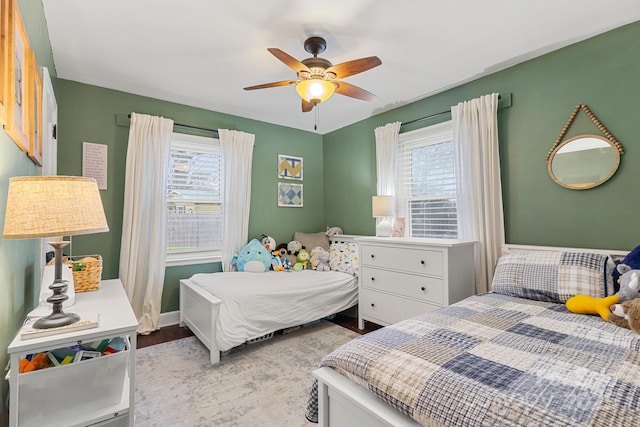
left=277, top=154, right=303, bottom=180
left=5, top=0, right=31, bottom=153
left=277, top=182, right=303, bottom=207
left=28, top=50, right=42, bottom=166
left=0, top=0, right=10, bottom=125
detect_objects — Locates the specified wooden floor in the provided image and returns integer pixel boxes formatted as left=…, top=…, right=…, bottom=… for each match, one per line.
left=136, top=313, right=382, bottom=349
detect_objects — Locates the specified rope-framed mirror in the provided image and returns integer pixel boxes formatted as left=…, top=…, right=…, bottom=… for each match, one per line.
left=546, top=104, right=623, bottom=190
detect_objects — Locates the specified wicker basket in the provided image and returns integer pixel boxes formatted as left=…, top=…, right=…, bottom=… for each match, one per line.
left=68, top=255, right=103, bottom=292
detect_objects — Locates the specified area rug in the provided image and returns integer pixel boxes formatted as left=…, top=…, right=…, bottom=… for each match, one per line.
left=135, top=320, right=359, bottom=426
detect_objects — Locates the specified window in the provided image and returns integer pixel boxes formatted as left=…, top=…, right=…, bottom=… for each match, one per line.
left=395, top=121, right=458, bottom=239
left=166, top=133, right=223, bottom=266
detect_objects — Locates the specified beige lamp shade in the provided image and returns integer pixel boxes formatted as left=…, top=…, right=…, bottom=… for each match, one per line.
left=372, top=195, right=395, bottom=218
left=3, top=176, right=109, bottom=239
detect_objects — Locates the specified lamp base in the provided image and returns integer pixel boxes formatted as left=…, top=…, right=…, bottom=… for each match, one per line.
left=33, top=311, right=81, bottom=329
left=33, top=280, right=80, bottom=329
left=376, top=217, right=393, bottom=237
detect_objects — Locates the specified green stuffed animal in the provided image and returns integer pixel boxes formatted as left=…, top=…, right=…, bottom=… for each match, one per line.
left=293, top=248, right=311, bottom=271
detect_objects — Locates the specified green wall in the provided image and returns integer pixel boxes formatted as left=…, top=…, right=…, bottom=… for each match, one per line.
left=324, top=20, right=640, bottom=251
left=55, top=80, right=324, bottom=311
left=0, top=1, right=57, bottom=422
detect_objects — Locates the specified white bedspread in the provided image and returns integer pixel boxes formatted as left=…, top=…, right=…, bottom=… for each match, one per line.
left=189, top=270, right=358, bottom=351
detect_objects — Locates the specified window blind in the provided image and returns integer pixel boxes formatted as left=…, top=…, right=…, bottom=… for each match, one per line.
left=396, top=121, right=458, bottom=239
left=167, top=135, right=223, bottom=252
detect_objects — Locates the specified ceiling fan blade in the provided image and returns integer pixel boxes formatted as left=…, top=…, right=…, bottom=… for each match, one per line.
left=302, top=99, right=314, bottom=112
left=267, top=48, right=311, bottom=74
left=243, top=80, right=298, bottom=90
left=325, top=56, right=381, bottom=78
left=334, top=81, right=377, bottom=101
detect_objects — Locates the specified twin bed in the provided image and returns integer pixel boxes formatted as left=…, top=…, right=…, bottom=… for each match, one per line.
left=179, top=234, right=359, bottom=364
left=306, top=244, right=640, bottom=426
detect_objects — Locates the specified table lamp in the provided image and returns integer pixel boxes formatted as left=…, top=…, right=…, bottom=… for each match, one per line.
left=3, top=176, right=109, bottom=329
left=372, top=195, right=395, bottom=237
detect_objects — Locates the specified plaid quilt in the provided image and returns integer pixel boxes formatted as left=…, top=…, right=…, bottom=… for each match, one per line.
left=306, top=293, right=640, bottom=426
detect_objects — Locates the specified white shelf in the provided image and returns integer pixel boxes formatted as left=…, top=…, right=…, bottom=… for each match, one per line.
left=7, top=280, right=138, bottom=427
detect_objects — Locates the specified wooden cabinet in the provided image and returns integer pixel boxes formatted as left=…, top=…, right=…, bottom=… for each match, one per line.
left=7, top=280, right=138, bottom=427
left=357, top=237, right=476, bottom=329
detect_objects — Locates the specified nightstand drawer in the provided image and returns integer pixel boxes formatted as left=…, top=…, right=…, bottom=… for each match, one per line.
left=361, top=244, right=443, bottom=277
left=360, top=289, right=440, bottom=326
left=361, top=267, right=444, bottom=305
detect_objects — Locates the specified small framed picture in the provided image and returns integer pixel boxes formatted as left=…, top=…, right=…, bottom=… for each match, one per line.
left=392, top=218, right=405, bottom=237
left=278, top=182, right=303, bottom=207
left=277, top=154, right=303, bottom=180
left=0, top=0, right=10, bottom=125
left=28, top=50, right=42, bottom=166
left=5, top=1, right=31, bottom=153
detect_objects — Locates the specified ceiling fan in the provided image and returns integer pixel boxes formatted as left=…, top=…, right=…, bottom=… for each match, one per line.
left=244, top=36, right=382, bottom=112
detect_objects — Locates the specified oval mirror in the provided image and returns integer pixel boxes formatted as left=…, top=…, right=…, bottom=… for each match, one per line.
left=547, top=135, right=621, bottom=190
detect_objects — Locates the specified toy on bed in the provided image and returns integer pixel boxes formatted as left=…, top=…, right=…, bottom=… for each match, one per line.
left=613, top=244, right=640, bottom=289
left=233, top=239, right=273, bottom=272
left=608, top=298, right=640, bottom=332
left=566, top=263, right=640, bottom=320
left=310, top=247, right=331, bottom=271
left=260, top=234, right=276, bottom=252
left=293, top=248, right=311, bottom=271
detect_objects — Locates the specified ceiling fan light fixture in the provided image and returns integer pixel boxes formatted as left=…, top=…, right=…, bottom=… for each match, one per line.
left=296, top=79, right=335, bottom=103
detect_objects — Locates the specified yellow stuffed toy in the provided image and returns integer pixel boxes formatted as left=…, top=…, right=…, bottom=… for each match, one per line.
left=566, top=264, right=640, bottom=320
left=566, top=294, right=621, bottom=320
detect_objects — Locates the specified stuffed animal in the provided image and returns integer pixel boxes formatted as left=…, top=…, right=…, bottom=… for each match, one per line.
left=613, top=244, right=640, bottom=290
left=271, top=249, right=285, bottom=272
left=325, top=226, right=343, bottom=237
left=287, top=240, right=303, bottom=255
left=310, top=247, right=331, bottom=271
left=293, top=248, right=311, bottom=270
left=607, top=299, right=640, bottom=333
left=260, top=234, right=276, bottom=252
left=566, top=263, right=640, bottom=320
left=235, top=239, right=272, bottom=272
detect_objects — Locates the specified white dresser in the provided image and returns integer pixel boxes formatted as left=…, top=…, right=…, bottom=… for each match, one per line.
left=7, top=279, right=138, bottom=427
left=357, top=237, right=476, bottom=329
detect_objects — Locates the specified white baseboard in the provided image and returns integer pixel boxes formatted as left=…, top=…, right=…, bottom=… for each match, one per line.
left=158, top=310, right=180, bottom=328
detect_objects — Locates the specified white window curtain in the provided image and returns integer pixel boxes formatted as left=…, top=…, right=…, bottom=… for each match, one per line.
left=374, top=121, right=401, bottom=196
left=119, top=112, right=174, bottom=334
left=219, top=129, right=255, bottom=272
left=452, top=93, right=505, bottom=294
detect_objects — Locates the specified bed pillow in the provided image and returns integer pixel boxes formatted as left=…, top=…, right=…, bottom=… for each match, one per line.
left=293, top=231, right=330, bottom=252
left=329, top=241, right=359, bottom=275
left=491, top=251, right=615, bottom=303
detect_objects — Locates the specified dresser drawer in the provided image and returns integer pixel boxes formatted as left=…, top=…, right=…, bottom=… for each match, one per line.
left=361, top=244, right=443, bottom=276
left=360, top=289, right=440, bottom=326
left=360, top=267, right=444, bottom=305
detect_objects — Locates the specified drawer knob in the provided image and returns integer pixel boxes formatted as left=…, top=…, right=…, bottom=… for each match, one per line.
left=421, top=286, right=426, bottom=291
left=420, top=260, right=425, bottom=265
left=371, top=254, right=375, bottom=259
left=371, top=277, right=375, bottom=281
left=371, top=303, right=375, bottom=307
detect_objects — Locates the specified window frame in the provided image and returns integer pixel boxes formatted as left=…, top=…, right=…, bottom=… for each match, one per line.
left=395, top=120, right=458, bottom=240
left=165, top=132, right=223, bottom=267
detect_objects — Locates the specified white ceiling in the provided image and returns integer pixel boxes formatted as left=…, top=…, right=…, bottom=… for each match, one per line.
left=42, top=0, right=640, bottom=134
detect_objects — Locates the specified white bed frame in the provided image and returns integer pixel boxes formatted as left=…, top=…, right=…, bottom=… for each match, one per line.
left=179, top=234, right=360, bottom=365
left=312, top=243, right=629, bottom=427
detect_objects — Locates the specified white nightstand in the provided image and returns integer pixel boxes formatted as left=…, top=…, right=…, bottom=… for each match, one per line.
left=7, top=279, right=138, bottom=427
left=356, top=237, right=476, bottom=329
